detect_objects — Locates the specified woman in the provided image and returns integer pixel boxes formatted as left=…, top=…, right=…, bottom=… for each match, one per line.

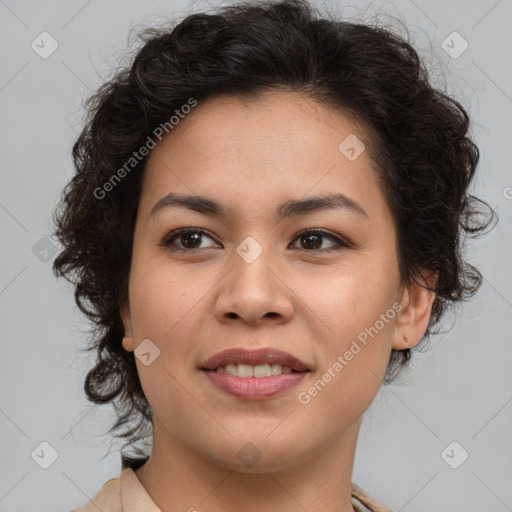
left=53, top=0, right=495, bottom=510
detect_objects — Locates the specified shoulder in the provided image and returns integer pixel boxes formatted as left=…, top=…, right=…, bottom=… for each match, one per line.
left=71, top=472, right=123, bottom=512
left=70, top=466, right=160, bottom=512
left=351, top=482, right=394, bottom=512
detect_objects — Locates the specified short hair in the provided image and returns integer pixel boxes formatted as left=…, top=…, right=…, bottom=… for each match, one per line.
left=52, top=0, right=496, bottom=460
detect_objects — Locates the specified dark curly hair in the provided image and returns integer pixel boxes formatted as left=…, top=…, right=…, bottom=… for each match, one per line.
left=52, top=0, right=497, bottom=464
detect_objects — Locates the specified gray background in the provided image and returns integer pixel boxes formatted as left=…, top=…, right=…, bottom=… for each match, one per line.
left=0, top=0, right=511, bottom=511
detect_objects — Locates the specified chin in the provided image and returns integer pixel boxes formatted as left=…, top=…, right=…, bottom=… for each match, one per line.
left=198, top=431, right=306, bottom=474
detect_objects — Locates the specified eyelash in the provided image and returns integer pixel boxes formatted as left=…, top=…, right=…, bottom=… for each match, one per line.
left=161, top=228, right=350, bottom=254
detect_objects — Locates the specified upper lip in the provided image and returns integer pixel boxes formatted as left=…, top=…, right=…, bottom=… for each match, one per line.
left=201, top=348, right=310, bottom=371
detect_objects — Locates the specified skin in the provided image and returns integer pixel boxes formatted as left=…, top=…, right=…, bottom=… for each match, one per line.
left=121, top=90, right=437, bottom=512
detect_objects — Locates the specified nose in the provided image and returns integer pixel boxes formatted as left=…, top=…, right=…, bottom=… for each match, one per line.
left=214, top=244, right=294, bottom=326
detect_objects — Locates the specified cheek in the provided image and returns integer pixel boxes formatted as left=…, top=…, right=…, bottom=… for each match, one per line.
left=129, top=261, right=214, bottom=340
left=296, top=295, right=396, bottom=429
left=296, top=262, right=397, bottom=340
left=295, top=265, right=397, bottom=405
left=127, top=263, right=218, bottom=401
left=128, top=267, right=206, bottom=410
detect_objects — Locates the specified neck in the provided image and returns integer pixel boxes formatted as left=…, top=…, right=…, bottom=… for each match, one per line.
left=134, top=415, right=362, bottom=512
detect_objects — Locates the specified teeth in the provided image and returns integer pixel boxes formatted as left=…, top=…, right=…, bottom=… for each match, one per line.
left=254, top=364, right=271, bottom=377
left=238, top=364, right=253, bottom=377
left=225, top=364, right=238, bottom=376
left=218, top=363, right=294, bottom=377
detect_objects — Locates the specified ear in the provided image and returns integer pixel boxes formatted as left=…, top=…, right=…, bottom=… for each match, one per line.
left=120, top=302, right=135, bottom=352
left=392, top=269, right=439, bottom=350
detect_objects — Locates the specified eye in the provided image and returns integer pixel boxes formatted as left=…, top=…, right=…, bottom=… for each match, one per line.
left=161, top=228, right=218, bottom=251
left=289, top=229, right=349, bottom=253
left=161, top=227, right=350, bottom=253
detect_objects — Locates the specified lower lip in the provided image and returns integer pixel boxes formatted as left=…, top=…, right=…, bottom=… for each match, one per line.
left=202, top=370, right=308, bottom=399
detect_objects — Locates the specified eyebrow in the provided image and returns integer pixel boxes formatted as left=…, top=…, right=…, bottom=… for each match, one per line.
left=149, top=192, right=369, bottom=221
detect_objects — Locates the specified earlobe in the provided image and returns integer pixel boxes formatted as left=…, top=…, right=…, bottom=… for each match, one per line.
left=120, top=303, right=135, bottom=352
left=122, top=336, right=135, bottom=352
left=392, top=270, right=438, bottom=350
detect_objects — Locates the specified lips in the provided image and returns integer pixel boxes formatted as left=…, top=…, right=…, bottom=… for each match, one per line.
left=200, top=347, right=310, bottom=372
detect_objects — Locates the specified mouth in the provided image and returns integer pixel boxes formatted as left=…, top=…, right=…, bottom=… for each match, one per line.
left=200, top=347, right=310, bottom=372
left=200, top=347, right=311, bottom=399
left=205, top=363, right=303, bottom=377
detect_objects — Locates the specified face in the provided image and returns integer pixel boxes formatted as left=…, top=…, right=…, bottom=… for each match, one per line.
left=121, top=90, right=435, bottom=473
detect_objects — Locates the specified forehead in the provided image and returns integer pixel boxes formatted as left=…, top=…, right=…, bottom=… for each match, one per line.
left=152, top=90, right=366, bottom=155
left=140, top=90, right=390, bottom=227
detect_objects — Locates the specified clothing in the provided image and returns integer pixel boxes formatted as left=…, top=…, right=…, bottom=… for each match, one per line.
left=72, top=467, right=393, bottom=512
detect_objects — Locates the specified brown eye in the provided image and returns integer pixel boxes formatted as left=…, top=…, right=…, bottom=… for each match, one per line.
left=162, top=228, right=218, bottom=251
left=291, top=229, right=349, bottom=253
left=161, top=228, right=349, bottom=253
